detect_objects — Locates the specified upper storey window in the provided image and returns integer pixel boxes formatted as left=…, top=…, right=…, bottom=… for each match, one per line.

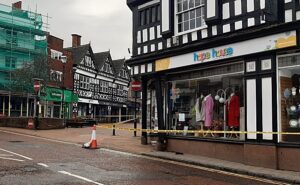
left=177, top=0, right=205, bottom=33
left=139, top=5, right=161, bottom=26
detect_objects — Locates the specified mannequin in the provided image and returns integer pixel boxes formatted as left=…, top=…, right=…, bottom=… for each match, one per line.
left=203, top=93, right=214, bottom=137
left=195, top=93, right=205, bottom=136
left=195, top=93, right=205, bottom=122
left=227, top=91, right=240, bottom=138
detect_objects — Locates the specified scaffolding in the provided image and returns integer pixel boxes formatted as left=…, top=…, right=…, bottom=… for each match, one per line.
left=0, top=3, right=48, bottom=92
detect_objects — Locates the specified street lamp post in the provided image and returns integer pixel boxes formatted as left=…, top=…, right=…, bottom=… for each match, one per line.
left=110, top=83, right=117, bottom=136
left=33, top=78, right=42, bottom=130
left=61, top=56, right=67, bottom=127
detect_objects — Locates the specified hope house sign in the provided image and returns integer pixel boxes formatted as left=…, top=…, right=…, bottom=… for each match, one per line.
left=193, top=47, right=234, bottom=62
left=155, top=31, right=297, bottom=72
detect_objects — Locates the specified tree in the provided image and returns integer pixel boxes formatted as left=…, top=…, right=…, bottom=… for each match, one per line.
left=10, top=55, right=50, bottom=93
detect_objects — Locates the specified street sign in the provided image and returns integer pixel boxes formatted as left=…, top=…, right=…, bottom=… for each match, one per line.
left=34, top=81, right=41, bottom=93
left=131, top=81, right=142, bottom=92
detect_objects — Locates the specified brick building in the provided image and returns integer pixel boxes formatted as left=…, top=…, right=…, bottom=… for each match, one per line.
left=40, top=34, right=77, bottom=119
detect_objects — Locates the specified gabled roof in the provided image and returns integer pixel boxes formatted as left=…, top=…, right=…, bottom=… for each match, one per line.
left=111, top=58, right=125, bottom=75
left=64, top=44, right=91, bottom=65
left=94, top=51, right=111, bottom=71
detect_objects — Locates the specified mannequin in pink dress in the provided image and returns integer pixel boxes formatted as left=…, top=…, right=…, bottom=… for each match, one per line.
left=203, top=94, right=214, bottom=137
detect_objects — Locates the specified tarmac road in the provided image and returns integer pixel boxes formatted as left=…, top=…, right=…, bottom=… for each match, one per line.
left=0, top=131, right=289, bottom=185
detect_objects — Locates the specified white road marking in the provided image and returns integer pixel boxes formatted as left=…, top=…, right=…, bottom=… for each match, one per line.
left=0, top=154, right=13, bottom=157
left=0, top=156, right=24, bottom=162
left=58, top=171, right=105, bottom=185
left=0, top=148, right=32, bottom=160
left=37, top=163, right=49, bottom=168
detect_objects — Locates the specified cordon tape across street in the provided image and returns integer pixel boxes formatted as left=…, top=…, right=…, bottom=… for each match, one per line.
left=97, top=120, right=300, bottom=135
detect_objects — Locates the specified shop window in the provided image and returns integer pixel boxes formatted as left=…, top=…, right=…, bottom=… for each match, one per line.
left=278, top=54, right=300, bottom=143
left=168, top=75, right=244, bottom=140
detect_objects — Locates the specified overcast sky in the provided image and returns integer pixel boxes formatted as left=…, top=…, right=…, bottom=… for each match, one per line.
left=2, top=0, right=132, bottom=59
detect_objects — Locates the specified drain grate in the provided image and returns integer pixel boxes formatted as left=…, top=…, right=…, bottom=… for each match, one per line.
left=9, top=141, right=24, bottom=143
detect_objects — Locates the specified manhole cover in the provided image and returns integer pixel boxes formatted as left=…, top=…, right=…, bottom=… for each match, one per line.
left=9, top=141, right=24, bottom=143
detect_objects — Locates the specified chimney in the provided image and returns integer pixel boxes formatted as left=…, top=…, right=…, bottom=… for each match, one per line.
left=72, top=34, right=81, bottom=48
left=12, top=1, right=22, bottom=10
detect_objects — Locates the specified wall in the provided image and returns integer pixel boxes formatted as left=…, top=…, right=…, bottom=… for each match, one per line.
left=278, top=147, right=300, bottom=172
left=0, top=117, right=64, bottom=129
left=167, top=138, right=300, bottom=171
left=167, top=139, right=244, bottom=163
left=47, top=35, right=74, bottom=90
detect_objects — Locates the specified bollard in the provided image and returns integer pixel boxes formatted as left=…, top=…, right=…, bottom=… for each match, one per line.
left=112, top=124, right=116, bottom=136
left=134, top=119, right=137, bottom=137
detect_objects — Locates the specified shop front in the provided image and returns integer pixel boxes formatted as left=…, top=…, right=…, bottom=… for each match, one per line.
left=137, top=30, right=300, bottom=171
left=41, top=87, right=78, bottom=119
left=0, top=92, right=35, bottom=117
left=277, top=53, right=300, bottom=143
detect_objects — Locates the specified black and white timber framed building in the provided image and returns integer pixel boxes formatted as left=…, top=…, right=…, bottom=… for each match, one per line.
left=66, top=35, right=130, bottom=122
left=127, top=0, right=300, bottom=171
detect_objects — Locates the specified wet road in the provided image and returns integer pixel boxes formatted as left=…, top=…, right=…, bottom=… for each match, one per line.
left=0, top=132, right=288, bottom=185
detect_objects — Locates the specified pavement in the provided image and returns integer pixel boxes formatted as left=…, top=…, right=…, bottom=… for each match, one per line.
left=1, top=123, right=300, bottom=184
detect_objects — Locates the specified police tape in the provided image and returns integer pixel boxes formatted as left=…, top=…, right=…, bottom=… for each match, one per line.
left=97, top=115, right=141, bottom=118
left=99, top=119, right=136, bottom=127
left=96, top=125, right=300, bottom=135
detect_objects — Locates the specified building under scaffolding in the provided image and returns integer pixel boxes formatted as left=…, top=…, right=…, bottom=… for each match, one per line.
left=0, top=1, right=48, bottom=117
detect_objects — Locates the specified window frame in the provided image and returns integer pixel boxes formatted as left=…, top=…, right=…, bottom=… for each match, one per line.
left=175, top=0, right=207, bottom=36
left=138, top=4, right=161, bottom=27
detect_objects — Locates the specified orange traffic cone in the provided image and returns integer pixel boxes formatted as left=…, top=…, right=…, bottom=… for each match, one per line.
left=27, top=118, right=34, bottom=129
left=90, top=125, right=98, bottom=149
left=82, top=125, right=98, bottom=149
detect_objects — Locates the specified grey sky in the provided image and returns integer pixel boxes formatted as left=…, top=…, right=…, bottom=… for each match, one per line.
left=1, top=0, right=132, bottom=59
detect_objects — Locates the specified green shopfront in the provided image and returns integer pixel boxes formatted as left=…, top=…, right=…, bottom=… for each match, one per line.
left=41, top=87, right=78, bottom=119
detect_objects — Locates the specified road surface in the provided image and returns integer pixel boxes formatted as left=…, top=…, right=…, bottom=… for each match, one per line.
left=0, top=131, right=288, bottom=185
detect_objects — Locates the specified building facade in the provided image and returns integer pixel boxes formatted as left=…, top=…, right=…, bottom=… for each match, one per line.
left=0, top=1, right=47, bottom=117
left=127, top=0, right=300, bottom=171
left=66, top=35, right=130, bottom=122
left=41, top=34, right=77, bottom=119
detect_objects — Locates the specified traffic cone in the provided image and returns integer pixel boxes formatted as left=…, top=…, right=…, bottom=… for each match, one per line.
left=90, top=125, right=98, bottom=149
left=27, top=118, right=34, bottom=129
left=82, top=125, right=98, bottom=149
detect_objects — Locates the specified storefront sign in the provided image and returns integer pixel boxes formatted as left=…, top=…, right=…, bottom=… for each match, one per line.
left=50, top=90, right=62, bottom=99
left=78, top=98, right=98, bottom=104
left=42, top=87, right=77, bottom=103
left=194, top=47, right=233, bottom=62
left=155, top=31, right=297, bottom=72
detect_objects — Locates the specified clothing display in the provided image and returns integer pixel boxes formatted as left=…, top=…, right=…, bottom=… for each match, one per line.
left=204, top=94, right=214, bottom=127
left=195, top=97, right=205, bottom=122
left=168, top=78, right=244, bottom=139
left=200, top=97, right=205, bottom=121
left=195, top=98, right=201, bottom=122
left=226, top=94, right=240, bottom=127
